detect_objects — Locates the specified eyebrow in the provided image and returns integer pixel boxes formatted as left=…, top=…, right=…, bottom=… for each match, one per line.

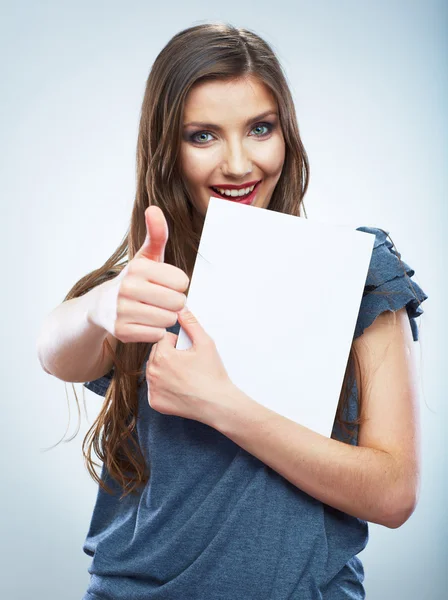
left=183, top=110, right=278, bottom=130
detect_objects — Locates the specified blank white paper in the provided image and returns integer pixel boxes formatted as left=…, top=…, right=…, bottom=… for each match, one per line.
left=176, top=196, right=376, bottom=438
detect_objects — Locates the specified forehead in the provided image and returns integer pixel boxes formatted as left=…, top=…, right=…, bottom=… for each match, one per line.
left=183, top=76, right=277, bottom=119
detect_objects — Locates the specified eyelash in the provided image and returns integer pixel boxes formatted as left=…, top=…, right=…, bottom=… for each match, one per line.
left=189, top=122, right=275, bottom=145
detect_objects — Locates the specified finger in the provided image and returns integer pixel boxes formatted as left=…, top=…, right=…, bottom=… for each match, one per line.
left=152, top=331, right=178, bottom=356
left=160, top=331, right=178, bottom=349
left=177, top=306, right=209, bottom=348
left=135, top=206, right=169, bottom=263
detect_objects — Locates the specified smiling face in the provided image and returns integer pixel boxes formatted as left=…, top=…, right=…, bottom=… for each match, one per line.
left=179, top=75, right=286, bottom=218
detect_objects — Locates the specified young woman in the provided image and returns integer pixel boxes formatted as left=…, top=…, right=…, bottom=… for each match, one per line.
left=38, top=22, right=428, bottom=600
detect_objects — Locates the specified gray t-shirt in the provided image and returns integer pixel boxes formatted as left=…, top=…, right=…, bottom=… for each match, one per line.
left=82, top=226, right=428, bottom=600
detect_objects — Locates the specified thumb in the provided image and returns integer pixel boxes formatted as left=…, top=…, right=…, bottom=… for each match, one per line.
left=177, top=306, right=209, bottom=348
left=136, top=206, right=169, bottom=263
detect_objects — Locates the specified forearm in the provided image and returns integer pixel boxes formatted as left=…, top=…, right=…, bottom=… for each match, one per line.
left=36, top=284, right=109, bottom=382
left=207, top=385, right=409, bottom=528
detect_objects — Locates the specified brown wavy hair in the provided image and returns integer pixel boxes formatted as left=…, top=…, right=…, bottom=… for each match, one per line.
left=54, top=22, right=424, bottom=499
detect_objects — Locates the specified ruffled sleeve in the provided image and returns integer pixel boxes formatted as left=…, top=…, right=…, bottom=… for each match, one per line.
left=83, top=366, right=114, bottom=397
left=353, top=226, right=428, bottom=341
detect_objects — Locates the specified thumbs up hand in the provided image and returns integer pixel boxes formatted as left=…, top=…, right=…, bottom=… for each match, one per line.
left=94, top=205, right=190, bottom=344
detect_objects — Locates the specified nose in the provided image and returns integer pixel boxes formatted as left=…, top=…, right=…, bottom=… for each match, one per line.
left=221, top=138, right=252, bottom=179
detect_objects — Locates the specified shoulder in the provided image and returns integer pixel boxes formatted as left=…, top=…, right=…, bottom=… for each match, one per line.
left=356, top=226, right=405, bottom=285
left=353, top=226, right=428, bottom=342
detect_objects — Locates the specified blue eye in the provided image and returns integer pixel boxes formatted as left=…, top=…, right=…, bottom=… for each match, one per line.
left=189, top=122, right=274, bottom=145
left=251, top=123, right=272, bottom=136
left=191, top=131, right=214, bottom=143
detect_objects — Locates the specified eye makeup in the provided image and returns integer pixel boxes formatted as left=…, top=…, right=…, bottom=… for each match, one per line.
left=186, top=121, right=277, bottom=145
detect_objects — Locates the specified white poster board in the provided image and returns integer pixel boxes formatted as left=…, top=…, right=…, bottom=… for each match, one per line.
left=176, top=197, right=375, bottom=438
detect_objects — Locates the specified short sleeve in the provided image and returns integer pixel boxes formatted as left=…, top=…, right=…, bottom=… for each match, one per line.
left=354, top=226, right=428, bottom=341
left=84, top=366, right=114, bottom=397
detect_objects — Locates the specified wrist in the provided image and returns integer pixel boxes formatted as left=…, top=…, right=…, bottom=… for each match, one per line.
left=85, top=282, right=109, bottom=331
left=204, top=382, right=249, bottom=433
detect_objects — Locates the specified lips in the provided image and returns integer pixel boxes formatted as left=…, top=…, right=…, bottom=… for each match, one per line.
left=209, top=180, right=261, bottom=205
left=209, top=180, right=261, bottom=199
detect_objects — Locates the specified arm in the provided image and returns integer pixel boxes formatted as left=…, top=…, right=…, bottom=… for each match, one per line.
left=208, top=308, right=420, bottom=529
left=36, top=281, right=117, bottom=383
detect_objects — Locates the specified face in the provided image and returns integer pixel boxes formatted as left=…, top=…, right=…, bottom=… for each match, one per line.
left=179, top=76, right=286, bottom=218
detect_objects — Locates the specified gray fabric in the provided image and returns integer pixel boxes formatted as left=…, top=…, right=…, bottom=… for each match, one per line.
left=82, top=226, right=428, bottom=599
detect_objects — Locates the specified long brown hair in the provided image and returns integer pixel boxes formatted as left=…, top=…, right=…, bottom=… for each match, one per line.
left=57, top=23, right=424, bottom=499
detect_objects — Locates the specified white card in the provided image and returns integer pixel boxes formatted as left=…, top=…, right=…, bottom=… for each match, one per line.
left=176, top=197, right=375, bottom=438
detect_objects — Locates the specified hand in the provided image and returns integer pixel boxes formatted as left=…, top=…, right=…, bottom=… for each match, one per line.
left=146, top=306, right=233, bottom=424
left=90, top=206, right=190, bottom=343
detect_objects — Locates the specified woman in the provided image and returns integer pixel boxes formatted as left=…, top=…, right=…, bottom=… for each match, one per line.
left=38, top=22, right=428, bottom=599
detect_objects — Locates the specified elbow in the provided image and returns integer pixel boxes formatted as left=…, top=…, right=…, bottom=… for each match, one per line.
left=36, top=340, right=53, bottom=375
left=38, top=356, right=53, bottom=375
left=382, top=487, right=419, bottom=529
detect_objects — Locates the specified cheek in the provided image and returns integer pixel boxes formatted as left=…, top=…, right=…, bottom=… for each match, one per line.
left=253, top=137, right=285, bottom=176
left=180, top=146, right=215, bottom=186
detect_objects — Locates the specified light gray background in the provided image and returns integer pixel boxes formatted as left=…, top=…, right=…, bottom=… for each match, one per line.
left=1, top=1, right=445, bottom=598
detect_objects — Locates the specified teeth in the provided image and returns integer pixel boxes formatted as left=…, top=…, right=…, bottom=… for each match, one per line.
left=212, top=183, right=256, bottom=197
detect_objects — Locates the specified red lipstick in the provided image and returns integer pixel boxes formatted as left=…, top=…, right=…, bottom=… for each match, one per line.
left=209, top=180, right=261, bottom=205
